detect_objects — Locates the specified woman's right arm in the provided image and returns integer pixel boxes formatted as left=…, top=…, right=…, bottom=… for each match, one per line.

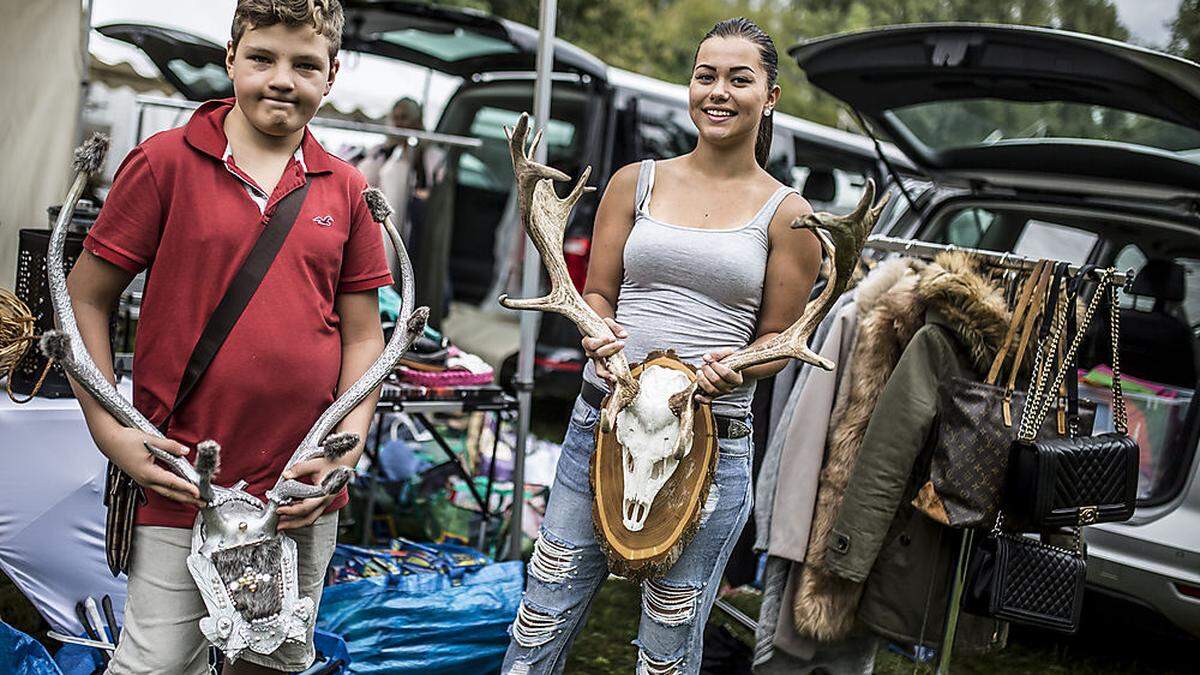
left=579, top=162, right=640, bottom=380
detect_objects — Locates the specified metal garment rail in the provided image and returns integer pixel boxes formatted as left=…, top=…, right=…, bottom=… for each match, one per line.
left=865, top=233, right=1133, bottom=673
left=864, top=235, right=1132, bottom=288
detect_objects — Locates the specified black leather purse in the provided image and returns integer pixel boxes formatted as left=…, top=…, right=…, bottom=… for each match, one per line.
left=961, top=514, right=1086, bottom=633
left=1004, top=274, right=1139, bottom=530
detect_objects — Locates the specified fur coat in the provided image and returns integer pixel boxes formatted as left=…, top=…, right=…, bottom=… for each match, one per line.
left=792, top=252, right=1011, bottom=646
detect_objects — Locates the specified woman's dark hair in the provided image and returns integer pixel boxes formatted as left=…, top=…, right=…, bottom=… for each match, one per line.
left=697, top=18, right=779, bottom=168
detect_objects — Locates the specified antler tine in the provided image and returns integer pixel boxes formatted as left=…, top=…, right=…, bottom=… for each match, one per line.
left=506, top=113, right=570, bottom=210
left=719, top=180, right=887, bottom=373
left=278, top=189, right=430, bottom=485
left=500, top=171, right=639, bottom=432
left=42, top=133, right=207, bottom=490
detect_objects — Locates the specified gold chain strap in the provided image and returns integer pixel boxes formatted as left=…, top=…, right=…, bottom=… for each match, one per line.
left=1109, top=281, right=1127, bottom=435
left=1018, top=270, right=1113, bottom=443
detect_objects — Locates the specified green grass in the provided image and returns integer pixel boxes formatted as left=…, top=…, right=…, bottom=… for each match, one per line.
left=565, top=579, right=1198, bottom=675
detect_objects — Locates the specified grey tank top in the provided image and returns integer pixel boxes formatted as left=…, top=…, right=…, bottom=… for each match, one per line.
left=583, top=159, right=798, bottom=417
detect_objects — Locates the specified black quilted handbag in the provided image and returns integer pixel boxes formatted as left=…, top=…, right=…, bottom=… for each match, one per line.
left=915, top=262, right=1094, bottom=528
left=961, top=514, right=1086, bottom=633
left=1005, top=275, right=1139, bottom=529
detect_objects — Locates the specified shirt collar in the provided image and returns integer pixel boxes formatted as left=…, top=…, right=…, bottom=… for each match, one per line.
left=184, top=98, right=335, bottom=175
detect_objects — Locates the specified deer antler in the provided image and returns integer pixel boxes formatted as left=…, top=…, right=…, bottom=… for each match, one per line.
left=41, top=133, right=216, bottom=493
left=505, top=111, right=571, bottom=222
left=499, top=113, right=638, bottom=433
left=720, top=179, right=889, bottom=373
left=269, top=188, right=429, bottom=503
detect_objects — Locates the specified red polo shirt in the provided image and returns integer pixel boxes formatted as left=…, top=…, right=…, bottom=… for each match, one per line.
left=85, top=99, right=393, bottom=528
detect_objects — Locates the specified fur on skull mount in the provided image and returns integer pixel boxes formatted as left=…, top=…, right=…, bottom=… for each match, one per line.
left=499, top=113, right=889, bottom=580
left=40, top=134, right=429, bottom=662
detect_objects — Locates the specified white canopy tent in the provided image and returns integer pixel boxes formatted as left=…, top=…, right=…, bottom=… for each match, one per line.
left=0, top=0, right=85, bottom=289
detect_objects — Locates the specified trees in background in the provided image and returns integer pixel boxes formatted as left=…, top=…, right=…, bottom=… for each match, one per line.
left=446, top=0, right=1194, bottom=129
left=1171, top=0, right=1200, bottom=62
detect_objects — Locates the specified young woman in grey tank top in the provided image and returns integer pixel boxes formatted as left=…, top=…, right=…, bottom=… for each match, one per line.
left=503, top=19, right=821, bottom=675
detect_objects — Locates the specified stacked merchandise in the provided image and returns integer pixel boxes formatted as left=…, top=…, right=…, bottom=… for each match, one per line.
left=355, top=410, right=559, bottom=555
left=753, top=252, right=1139, bottom=672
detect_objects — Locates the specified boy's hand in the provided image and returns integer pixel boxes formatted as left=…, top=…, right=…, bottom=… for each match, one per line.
left=98, top=428, right=205, bottom=507
left=277, top=458, right=346, bottom=530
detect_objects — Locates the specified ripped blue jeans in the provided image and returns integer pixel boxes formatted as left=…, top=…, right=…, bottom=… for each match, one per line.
left=502, top=395, right=753, bottom=675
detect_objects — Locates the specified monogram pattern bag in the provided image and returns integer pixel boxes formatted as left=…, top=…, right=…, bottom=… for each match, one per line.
left=1004, top=273, right=1139, bottom=529
left=915, top=262, right=1093, bottom=527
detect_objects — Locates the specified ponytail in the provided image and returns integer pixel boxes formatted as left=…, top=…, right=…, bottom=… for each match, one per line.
left=755, top=110, right=773, bottom=168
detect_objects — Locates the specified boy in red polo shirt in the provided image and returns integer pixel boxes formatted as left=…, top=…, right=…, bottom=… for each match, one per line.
left=66, top=2, right=390, bottom=672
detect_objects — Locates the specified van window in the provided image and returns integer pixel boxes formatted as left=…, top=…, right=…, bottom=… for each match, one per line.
left=1079, top=250, right=1198, bottom=505
left=941, top=208, right=996, bottom=247
left=379, top=28, right=519, bottom=62
left=790, top=166, right=870, bottom=214
left=457, top=106, right=578, bottom=192
left=635, top=97, right=696, bottom=160
left=1013, top=220, right=1098, bottom=265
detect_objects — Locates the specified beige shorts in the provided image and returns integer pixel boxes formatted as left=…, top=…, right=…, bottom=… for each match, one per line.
left=105, top=513, right=338, bottom=674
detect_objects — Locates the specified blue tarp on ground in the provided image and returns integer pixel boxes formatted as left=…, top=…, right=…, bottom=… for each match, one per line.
left=1, top=620, right=61, bottom=675
left=318, top=559, right=523, bottom=674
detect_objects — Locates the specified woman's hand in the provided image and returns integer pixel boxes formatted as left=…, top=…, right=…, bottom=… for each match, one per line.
left=276, top=457, right=346, bottom=530
left=582, top=318, right=628, bottom=384
left=695, top=348, right=743, bottom=404
left=97, top=427, right=206, bottom=507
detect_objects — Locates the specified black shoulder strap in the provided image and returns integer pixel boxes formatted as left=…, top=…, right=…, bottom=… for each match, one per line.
left=158, top=182, right=311, bottom=434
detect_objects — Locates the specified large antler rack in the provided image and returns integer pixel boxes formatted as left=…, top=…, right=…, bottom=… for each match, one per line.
left=499, top=113, right=639, bottom=433
left=44, top=134, right=428, bottom=516
left=41, top=134, right=213, bottom=489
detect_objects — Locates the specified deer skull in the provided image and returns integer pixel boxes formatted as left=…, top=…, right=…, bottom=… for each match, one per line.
left=43, top=135, right=428, bottom=661
left=615, top=365, right=696, bottom=530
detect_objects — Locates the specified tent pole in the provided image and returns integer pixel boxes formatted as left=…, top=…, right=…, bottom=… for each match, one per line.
left=508, top=0, right=557, bottom=560
left=76, top=0, right=95, bottom=147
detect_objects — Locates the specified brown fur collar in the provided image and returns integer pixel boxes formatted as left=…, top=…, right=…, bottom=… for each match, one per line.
left=792, top=252, right=1011, bottom=641
left=917, top=251, right=1012, bottom=375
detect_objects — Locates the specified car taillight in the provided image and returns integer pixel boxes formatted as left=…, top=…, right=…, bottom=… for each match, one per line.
left=563, top=235, right=590, bottom=294
left=1177, top=583, right=1200, bottom=600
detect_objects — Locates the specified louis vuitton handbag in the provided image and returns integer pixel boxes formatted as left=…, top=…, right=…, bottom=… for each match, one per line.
left=1004, top=272, right=1139, bottom=530
left=915, top=261, right=1094, bottom=528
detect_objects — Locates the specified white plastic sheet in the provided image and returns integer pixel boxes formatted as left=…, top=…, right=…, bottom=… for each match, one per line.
left=0, top=385, right=128, bottom=635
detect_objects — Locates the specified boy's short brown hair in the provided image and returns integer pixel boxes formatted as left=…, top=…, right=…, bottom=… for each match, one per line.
left=231, top=0, right=345, bottom=62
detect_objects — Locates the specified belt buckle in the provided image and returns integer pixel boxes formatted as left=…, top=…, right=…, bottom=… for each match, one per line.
left=726, top=419, right=751, bottom=439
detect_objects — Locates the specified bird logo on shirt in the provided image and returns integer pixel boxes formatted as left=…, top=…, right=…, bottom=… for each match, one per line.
left=313, top=215, right=335, bottom=227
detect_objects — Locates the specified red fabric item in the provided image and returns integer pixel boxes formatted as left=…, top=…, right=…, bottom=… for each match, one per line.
left=85, top=99, right=393, bottom=528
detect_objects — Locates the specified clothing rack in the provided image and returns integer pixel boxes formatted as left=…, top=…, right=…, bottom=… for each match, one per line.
left=865, top=234, right=1128, bottom=673
left=864, top=235, right=1133, bottom=289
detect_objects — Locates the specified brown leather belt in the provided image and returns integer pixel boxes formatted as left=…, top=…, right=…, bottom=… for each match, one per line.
left=580, top=380, right=752, bottom=440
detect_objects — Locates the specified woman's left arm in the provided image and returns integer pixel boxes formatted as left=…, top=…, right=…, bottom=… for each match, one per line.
left=696, top=193, right=822, bottom=402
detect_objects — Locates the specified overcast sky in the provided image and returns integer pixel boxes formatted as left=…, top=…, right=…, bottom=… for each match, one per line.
left=1113, top=0, right=1182, bottom=47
